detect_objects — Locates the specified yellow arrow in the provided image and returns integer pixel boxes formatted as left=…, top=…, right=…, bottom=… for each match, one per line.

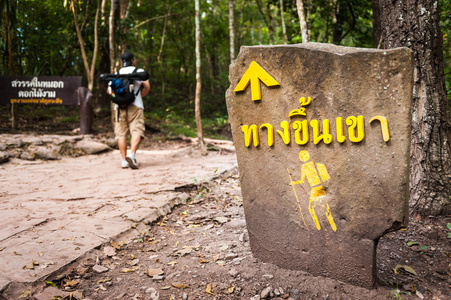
left=234, top=61, right=280, bottom=101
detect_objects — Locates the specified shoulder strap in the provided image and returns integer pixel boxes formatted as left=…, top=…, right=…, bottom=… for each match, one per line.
left=126, top=67, right=138, bottom=80
left=131, top=67, right=141, bottom=96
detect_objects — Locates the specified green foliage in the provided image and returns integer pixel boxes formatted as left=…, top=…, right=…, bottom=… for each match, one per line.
left=1, top=0, right=450, bottom=136
left=287, top=0, right=373, bottom=47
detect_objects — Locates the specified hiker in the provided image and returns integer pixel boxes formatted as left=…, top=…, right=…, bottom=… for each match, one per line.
left=108, top=51, right=150, bottom=169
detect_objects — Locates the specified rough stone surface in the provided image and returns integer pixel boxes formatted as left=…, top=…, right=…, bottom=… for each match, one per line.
left=0, top=134, right=113, bottom=164
left=0, top=151, right=9, bottom=163
left=260, top=286, right=273, bottom=299
left=75, top=139, right=111, bottom=154
left=34, top=145, right=59, bottom=160
left=92, top=265, right=109, bottom=273
left=226, top=43, right=414, bottom=288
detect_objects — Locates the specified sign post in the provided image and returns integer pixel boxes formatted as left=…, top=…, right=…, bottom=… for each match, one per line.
left=226, top=43, right=414, bottom=288
left=0, top=76, right=86, bottom=131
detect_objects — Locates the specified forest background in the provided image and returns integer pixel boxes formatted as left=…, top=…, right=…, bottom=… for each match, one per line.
left=1, top=0, right=451, bottom=216
left=1, top=0, right=450, bottom=136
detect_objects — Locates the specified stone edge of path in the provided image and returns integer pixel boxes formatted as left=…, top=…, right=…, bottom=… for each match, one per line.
left=0, top=165, right=239, bottom=297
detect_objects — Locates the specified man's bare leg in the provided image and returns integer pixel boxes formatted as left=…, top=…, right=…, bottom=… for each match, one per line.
left=130, top=135, right=141, bottom=154
left=118, top=137, right=128, bottom=159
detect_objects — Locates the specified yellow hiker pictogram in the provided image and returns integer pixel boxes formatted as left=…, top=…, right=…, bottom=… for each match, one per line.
left=234, top=61, right=280, bottom=101
left=290, top=150, right=337, bottom=232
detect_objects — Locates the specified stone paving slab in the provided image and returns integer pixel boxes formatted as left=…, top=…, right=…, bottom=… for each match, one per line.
left=0, top=142, right=237, bottom=290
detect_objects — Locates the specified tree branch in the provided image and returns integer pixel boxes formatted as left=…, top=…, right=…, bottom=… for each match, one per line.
left=89, top=0, right=100, bottom=91
left=255, top=0, right=270, bottom=29
left=133, top=13, right=179, bottom=29
left=71, top=0, right=90, bottom=84
left=338, top=0, right=356, bottom=43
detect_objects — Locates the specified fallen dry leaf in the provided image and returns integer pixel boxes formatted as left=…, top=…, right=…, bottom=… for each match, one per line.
left=46, top=281, right=58, bottom=288
left=187, top=224, right=202, bottom=228
left=96, top=278, right=112, bottom=284
left=165, top=227, right=175, bottom=235
left=205, top=283, right=215, bottom=295
left=23, top=260, right=39, bottom=270
left=214, top=254, right=220, bottom=262
left=167, top=261, right=177, bottom=266
left=14, top=251, right=22, bottom=256
left=172, top=283, right=190, bottom=289
left=120, top=268, right=135, bottom=273
left=228, top=286, right=235, bottom=294
left=64, top=280, right=79, bottom=287
left=146, top=268, right=164, bottom=277
left=110, top=240, right=120, bottom=250
left=199, top=258, right=209, bottom=264
left=393, top=264, right=417, bottom=276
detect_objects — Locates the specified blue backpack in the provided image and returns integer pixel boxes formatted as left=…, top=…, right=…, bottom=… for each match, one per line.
left=110, top=68, right=139, bottom=107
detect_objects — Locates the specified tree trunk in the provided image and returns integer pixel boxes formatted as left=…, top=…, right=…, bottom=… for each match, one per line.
left=332, top=0, right=355, bottom=44
left=373, top=0, right=451, bottom=216
left=296, top=0, right=308, bottom=43
left=97, top=42, right=111, bottom=107
left=331, top=0, right=342, bottom=43
left=120, top=0, right=130, bottom=18
left=279, top=0, right=287, bottom=45
left=255, top=0, right=274, bottom=45
left=109, top=0, right=117, bottom=72
left=195, top=0, right=205, bottom=149
left=229, top=0, right=235, bottom=62
left=265, top=0, right=274, bottom=45
left=71, top=0, right=100, bottom=91
left=2, top=0, right=18, bottom=128
left=90, top=0, right=100, bottom=91
left=157, top=1, right=170, bottom=100
left=101, top=0, right=107, bottom=25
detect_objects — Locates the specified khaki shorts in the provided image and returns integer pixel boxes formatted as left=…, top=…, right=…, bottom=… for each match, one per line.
left=114, top=105, right=145, bottom=139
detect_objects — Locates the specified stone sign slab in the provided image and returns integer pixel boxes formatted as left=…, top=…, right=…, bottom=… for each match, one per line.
left=0, top=76, right=82, bottom=105
left=226, top=43, right=413, bottom=288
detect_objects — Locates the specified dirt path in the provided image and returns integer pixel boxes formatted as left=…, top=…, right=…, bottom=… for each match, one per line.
left=4, top=170, right=449, bottom=300
left=0, top=137, right=449, bottom=300
left=0, top=140, right=237, bottom=294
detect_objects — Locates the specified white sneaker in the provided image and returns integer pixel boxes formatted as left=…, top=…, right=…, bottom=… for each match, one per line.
left=125, top=154, right=139, bottom=169
left=121, top=159, right=129, bottom=168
